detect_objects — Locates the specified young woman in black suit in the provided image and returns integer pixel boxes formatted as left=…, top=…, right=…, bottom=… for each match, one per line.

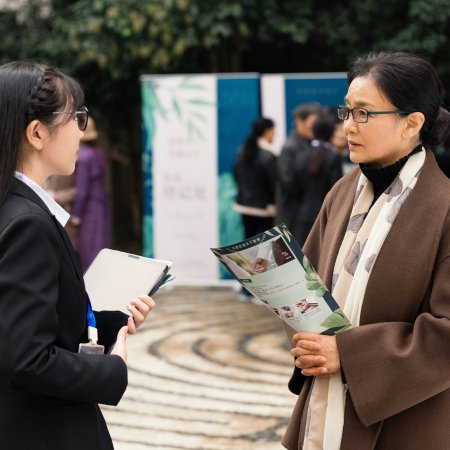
left=0, top=61, right=154, bottom=450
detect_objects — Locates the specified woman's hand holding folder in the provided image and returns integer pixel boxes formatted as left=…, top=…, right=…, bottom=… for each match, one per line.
left=111, top=326, right=129, bottom=362
left=111, top=295, right=155, bottom=362
left=125, top=295, right=155, bottom=334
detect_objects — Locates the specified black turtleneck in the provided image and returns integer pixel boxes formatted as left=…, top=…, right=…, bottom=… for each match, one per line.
left=359, top=146, right=423, bottom=201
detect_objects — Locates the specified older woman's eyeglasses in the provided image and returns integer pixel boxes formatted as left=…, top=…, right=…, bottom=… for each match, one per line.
left=52, top=106, right=89, bottom=131
left=337, top=106, right=410, bottom=123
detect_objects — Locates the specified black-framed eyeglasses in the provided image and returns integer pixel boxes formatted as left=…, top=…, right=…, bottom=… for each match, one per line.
left=337, top=106, right=410, bottom=123
left=52, top=106, right=89, bottom=131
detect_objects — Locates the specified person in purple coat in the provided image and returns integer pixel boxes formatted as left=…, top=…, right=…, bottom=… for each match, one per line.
left=71, top=117, right=112, bottom=271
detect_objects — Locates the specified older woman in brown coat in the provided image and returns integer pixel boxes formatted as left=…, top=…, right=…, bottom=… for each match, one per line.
left=283, top=52, right=450, bottom=450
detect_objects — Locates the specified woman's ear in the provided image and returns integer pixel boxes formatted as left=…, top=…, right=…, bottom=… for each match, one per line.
left=402, top=112, right=425, bottom=141
left=24, top=120, right=47, bottom=151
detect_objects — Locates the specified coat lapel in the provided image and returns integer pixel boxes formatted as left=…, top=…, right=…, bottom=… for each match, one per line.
left=319, top=169, right=359, bottom=290
left=360, top=151, right=446, bottom=324
left=52, top=217, right=84, bottom=282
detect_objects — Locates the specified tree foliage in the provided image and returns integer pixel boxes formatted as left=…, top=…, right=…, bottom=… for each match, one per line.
left=0, top=0, right=317, bottom=142
left=313, top=0, right=450, bottom=76
left=1, top=0, right=449, bottom=137
left=60, top=0, right=313, bottom=76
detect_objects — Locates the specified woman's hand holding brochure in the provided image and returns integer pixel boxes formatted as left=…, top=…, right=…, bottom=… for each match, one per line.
left=291, top=332, right=341, bottom=377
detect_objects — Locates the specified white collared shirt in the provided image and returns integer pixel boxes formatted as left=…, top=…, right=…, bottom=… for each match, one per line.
left=257, top=137, right=275, bottom=153
left=14, top=171, right=70, bottom=227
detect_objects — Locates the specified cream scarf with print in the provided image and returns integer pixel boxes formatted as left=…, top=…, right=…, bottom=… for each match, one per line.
left=302, top=148, right=426, bottom=450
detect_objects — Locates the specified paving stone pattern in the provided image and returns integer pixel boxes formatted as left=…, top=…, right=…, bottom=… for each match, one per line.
left=101, top=286, right=297, bottom=450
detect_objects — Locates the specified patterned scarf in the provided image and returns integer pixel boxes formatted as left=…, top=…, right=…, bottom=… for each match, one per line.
left=303, top=149, right=426, bottom=450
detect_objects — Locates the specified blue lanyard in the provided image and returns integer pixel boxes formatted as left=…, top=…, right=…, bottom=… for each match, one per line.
left=85, top=292, right=97, bottom=328
left=85, top=292, right=99, bottom=344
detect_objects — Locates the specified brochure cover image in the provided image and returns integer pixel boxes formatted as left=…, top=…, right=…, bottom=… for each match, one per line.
left=211, top=224, right=351, bottom=335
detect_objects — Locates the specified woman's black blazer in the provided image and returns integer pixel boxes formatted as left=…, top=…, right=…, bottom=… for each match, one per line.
left=233, top=147, right=277, bottom=209
left=0, top=179, right=128, bottom=450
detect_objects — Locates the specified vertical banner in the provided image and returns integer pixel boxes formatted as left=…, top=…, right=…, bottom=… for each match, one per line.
left=261, top=73, right=347, bottom=154
left=141, top=75, right=218, bottom=281
left=217, top=75, right=260, bottom=278
left=260, top=75, right=285, bottom=156
left=141, top=74, right=260, bottom=283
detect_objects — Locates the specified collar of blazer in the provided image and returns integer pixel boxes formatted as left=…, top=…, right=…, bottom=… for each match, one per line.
left=10, top=178, right=84, bottom=284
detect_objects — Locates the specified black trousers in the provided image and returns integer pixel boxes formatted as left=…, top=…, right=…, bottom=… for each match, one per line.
left=239, top=214, right=273, bottom=298
left=241, top=214, right=274, bottom=239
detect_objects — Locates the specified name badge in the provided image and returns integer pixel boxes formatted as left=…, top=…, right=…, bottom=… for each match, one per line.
left=78, top=342, right=105, bottom=355
left=79, top=294, right=104, bottom=355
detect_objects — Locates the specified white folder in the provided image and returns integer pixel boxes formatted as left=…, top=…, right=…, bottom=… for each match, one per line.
left=83, top=248, right=174, bottom=314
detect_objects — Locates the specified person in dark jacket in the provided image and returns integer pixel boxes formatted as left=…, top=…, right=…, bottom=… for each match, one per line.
left=233, top=117, right=276, bottom=301
left=70, top=117, right=112, bottom=272
left=276, top=102, right=321, bottom=239
left=0, top=60, right=154, bottom=450
left=233, top=117, right=277, bottom=237
left=290, top=112, right=343, bottom=245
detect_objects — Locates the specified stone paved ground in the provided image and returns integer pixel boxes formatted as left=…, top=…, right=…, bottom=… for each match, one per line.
left=101, top=286, right=297, bottom=450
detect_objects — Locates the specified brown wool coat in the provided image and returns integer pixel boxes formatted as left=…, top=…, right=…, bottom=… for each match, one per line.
left=282, top=151, right=450, bottom=450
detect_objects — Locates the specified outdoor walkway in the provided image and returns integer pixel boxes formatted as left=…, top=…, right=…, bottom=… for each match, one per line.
left=101, top=286, right=297, bottom=450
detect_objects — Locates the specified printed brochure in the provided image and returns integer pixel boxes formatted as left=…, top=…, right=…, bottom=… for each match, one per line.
left=211, top=224, right=351, bottom=335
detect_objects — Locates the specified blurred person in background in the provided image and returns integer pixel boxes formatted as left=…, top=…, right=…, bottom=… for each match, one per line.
left=233, top=116, right=277, bottom=301
left=289, top=111, right=342, bottom=245
left=331, top=120, right=348, bottom=153
left=233, top=117, right=277, bottom=236
left=70, top=116, right=112, bottom=272
left=332, top=119, right=357, bottom=174
left=431, top=133, right=450, bottom=178
left=323, top=105, right=357, bottom=175
left=276, top=102, right=321, bottom=239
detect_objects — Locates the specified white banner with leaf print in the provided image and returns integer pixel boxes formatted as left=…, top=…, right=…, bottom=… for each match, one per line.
left=141, top=74, right=219, bottom=281
left=141, top=73, right=260, bottom=283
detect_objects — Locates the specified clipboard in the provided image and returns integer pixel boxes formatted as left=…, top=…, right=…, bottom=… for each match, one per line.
left=83, top=248, right=174, bottom=314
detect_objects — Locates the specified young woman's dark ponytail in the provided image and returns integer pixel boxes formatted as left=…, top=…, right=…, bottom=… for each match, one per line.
left=241, top=117, right=274, bottom=162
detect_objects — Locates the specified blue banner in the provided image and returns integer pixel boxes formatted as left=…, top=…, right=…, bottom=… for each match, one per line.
left=217, top=76, right=260, bottom=278
left=284, top=75, right=348, bottom=135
